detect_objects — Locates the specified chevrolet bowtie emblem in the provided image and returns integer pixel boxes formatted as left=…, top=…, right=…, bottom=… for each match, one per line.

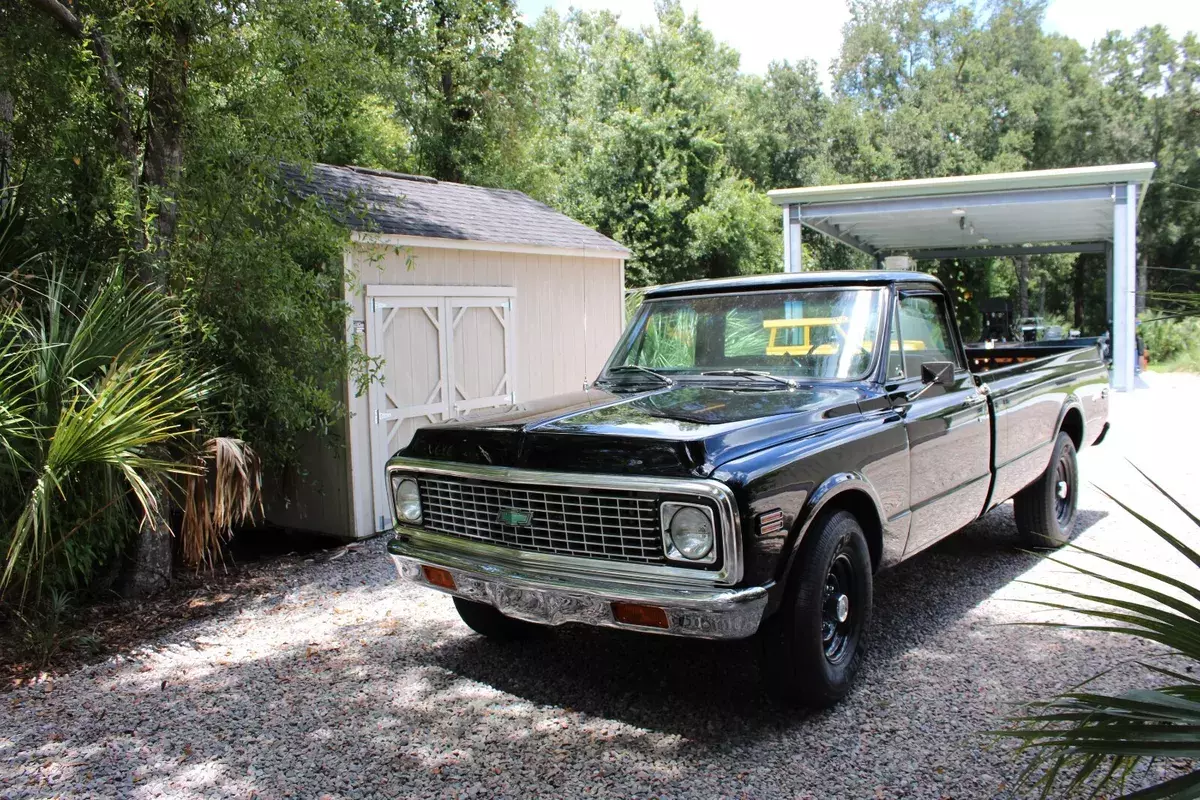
left=497, top=508, right=534, bottom=527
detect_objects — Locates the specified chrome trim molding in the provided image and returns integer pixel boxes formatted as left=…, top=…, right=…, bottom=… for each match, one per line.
left=386, top=457, right=744, bottom=585
left=388, top=546, right=767, bottom=640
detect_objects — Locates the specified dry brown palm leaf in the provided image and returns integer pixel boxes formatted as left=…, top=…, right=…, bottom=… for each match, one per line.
left=181, top=437, right=262, bottom=570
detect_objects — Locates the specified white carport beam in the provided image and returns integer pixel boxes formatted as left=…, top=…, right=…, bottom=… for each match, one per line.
left=797, top=184, right=1115, bottom=220
left=890, top=242, right=1109, bottom=260
left=1112, top=182, right=1138, bottom=392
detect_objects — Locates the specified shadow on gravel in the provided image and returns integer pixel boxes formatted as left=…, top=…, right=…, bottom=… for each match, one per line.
left=4, top=508, right=1124, bottom=799
left=429, top=503, right=1108, bottom=741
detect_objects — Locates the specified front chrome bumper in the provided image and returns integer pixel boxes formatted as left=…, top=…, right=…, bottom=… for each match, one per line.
left=386, top=534, right=768, bottom=640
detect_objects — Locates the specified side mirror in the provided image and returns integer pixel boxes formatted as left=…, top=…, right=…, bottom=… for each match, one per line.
left=920, top=361, right=956, bottom=387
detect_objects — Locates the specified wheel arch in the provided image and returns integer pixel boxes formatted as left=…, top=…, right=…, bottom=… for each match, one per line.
left=1058, top=401, right=1085, bottom=451
left=777, top=474, right=886, bottom=591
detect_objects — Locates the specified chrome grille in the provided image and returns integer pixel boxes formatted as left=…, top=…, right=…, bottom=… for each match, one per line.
left=418, top=476, right=663, bottom=563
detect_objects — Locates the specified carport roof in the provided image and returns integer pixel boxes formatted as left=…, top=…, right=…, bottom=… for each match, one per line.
left=768, top=163, right=1156, bottom=259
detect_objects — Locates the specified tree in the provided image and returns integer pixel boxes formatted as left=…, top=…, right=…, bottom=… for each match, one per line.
left=1, top=0, right=406, bottom=591
left=528, top=2, right=781, bottom=285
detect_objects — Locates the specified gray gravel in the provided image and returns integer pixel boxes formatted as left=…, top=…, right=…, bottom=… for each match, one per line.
left=2, top=373, right=1198, bottom=799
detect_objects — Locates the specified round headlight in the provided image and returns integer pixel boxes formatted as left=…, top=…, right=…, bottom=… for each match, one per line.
left=669, top=506, right=714, bottom=560
left=393, top=477, right=422, bottom=523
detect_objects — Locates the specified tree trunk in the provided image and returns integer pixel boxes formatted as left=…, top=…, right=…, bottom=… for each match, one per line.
left=121, top=523, right=174, bottom=597
left=140, top=16, right=190, bottom=286
left=122, top=16, right=192, bottom=594
left=0, top=88, right=12, bottom=191
left=30, top=0, right=192, bottom=597
left=1016, top=254, right=1031, bottom=318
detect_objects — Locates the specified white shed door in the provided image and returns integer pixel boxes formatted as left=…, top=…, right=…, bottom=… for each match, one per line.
left=448, top=297, right=514, bottom=417
left=366, top=291, right=515, bottom=529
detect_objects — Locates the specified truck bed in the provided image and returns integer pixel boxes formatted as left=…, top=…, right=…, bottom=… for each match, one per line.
left=965, top=339, right=1104, bottom=373
left=964, top=339, right=1109, bottom=511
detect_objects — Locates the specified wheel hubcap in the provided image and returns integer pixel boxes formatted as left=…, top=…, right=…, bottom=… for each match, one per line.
left=821, top=548, right=857, bottom=664
left=835, top=594, right=850, bottom=623
left=1056, top=480, right=1069, bottom=500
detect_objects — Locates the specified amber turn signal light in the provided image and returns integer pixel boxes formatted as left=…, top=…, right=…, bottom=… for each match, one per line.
left=611, top=601, right=669, bottom=629
left=422, top=565, right=456, bottom=590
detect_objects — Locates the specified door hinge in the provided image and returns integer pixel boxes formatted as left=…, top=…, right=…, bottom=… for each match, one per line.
left=375, top=409, right=398, bottom=424
left=379, top=515, right=390, bottom=531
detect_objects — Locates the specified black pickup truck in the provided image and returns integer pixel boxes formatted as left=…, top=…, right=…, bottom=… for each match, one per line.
left=385, top=271, right=1109, bottom=706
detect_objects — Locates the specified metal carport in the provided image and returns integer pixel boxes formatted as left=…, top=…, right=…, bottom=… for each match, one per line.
left=767, top=162, right=1156, bottom=391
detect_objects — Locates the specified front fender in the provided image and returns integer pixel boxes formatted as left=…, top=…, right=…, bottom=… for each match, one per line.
left=713, top=410, right=909, bottom=613
left=775, top=472, right=888, bottom=587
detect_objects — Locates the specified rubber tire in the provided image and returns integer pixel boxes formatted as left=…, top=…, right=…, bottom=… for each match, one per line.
left=452, top=597, right=540, bottom=641
left=1013, top=431, right=1079, bottom=549
left=759, top=510, right=873, bottom=709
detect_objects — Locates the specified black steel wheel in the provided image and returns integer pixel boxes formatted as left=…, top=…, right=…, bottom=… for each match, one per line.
left=453, top=597, right=541, bottom=641
left=1053, top=456, right=1075, bottom=528
left=1014, top=431, right=1079, bottom=548
left=760, top=510, right=873, bottom=709
left=821, top=550, right=857, bottom=664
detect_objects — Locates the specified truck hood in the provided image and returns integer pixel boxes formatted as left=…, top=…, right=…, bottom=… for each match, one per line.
left=399, top=382, right=876, bottom=477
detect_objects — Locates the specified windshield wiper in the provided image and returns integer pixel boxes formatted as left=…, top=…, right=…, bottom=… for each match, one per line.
left=701, top=368, right=798, bottom=389
left=604, top=364, right=674, bottom=385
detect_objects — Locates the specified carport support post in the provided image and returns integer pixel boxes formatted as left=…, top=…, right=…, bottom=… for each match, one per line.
left=1111, top=183, right=1137, bottom=391
left=783, top=204, right=802, bottom=273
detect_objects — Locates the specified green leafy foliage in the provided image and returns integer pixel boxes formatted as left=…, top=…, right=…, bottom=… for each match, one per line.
left=999, top=470, right=1200, bottom=797
left=0, top=258, right=207, bottom=598
left=1141, top=312, right=1200, bottom=365
left=528, top=3, right=783, bottom=286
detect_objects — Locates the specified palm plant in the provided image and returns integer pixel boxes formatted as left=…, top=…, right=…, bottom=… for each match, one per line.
left=1000, top=467, right=1200, bottom=798
left=0, top=267, right=205, bottom=596
left=0, top=191, right=260, bottom=600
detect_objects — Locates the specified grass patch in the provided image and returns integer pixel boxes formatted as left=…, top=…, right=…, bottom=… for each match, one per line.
left=1148, top=349, right=1200, bottom=374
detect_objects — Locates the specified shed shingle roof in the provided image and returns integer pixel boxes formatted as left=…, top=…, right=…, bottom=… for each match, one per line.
left=287, top=163, right=630, bottom=256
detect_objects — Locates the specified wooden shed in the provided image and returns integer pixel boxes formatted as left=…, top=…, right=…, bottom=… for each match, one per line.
left=267, top=164, right=631, bottom=540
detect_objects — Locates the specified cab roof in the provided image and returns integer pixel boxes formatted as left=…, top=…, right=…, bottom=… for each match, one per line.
left=642, top=271, right=942, bottom=300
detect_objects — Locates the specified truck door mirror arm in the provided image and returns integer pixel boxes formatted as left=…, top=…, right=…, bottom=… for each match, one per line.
left=899, top=361, right=957, bottom=404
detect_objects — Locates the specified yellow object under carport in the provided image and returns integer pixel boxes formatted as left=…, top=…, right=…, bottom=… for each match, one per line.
left=762, top=318, right=923, bottom=356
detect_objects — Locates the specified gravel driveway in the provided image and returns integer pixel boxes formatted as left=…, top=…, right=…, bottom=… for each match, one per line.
left=3, top=373, right=1198, bottom=799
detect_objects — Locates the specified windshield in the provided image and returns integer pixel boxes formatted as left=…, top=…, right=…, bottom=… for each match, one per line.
left=607, top=287, right=886, bottom=382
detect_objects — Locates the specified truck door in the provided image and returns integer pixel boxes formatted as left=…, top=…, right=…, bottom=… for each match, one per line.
left=888, top=291, right=991, bottom=555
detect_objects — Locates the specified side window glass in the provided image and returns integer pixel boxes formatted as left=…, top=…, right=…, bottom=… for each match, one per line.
left=886, top=307, right=906, bottom=381
left=898, top=295, right=961, bottom=376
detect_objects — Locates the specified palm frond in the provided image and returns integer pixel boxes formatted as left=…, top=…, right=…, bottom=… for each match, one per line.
left=1, top=262, right=214, bottom=599
left=181, top=437, right=262, bottom=570
left=998, top=470, right=1200, bottom=798
left=0, top=306, right=37, bottom=478
left=2, top=348, right=204, bottom=593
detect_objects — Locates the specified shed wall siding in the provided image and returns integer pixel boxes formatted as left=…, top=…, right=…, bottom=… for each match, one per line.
left=344, top=242, right=625, bottom=539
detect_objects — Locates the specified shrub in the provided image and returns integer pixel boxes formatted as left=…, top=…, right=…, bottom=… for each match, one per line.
left=0, top=265, right=207, bottom=598
left=1140, top=312, right=1200, bottom=365
left=1, top=193, right=261, bottom=599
